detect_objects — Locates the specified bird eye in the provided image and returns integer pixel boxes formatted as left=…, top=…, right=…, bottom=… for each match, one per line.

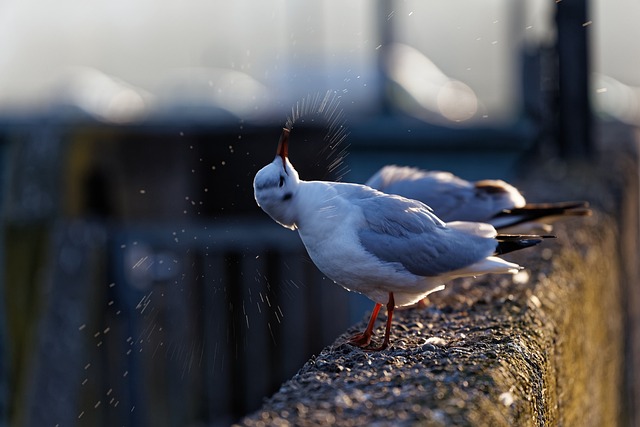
left=279, top=176, right=285, bottom=187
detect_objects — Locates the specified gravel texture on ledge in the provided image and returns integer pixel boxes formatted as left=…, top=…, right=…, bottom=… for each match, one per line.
left=237, top=208, right=623, bottom=427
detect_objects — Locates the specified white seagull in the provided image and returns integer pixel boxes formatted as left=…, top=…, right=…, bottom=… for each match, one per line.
left=366, top=165, right=590, bottom=232
left=254, top=129, right=553, bottom=350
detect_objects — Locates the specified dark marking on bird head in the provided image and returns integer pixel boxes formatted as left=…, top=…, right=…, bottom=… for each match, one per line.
left=475, top=180, right=509, bottom=194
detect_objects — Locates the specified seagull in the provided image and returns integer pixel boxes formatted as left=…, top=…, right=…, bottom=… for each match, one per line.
left=366, top=165, right=590, bottom=232
left=254, top=129, right=554, bottom=350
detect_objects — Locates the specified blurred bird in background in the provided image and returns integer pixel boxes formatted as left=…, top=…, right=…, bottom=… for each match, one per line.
left=366, top=165, right=591, bottom=233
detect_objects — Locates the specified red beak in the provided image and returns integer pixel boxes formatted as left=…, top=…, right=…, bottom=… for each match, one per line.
left=276, top=128, right=290, bottom=163
left=276, top=128, right=289, bottom=166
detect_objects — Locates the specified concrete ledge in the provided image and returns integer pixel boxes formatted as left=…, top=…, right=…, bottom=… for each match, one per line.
left=237, top=134, right=633, bottom=426
left=237, top=213, right=622, bottom=426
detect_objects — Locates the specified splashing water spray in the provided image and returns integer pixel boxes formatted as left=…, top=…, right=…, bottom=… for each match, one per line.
left=284, top=90, right=351, bottom=181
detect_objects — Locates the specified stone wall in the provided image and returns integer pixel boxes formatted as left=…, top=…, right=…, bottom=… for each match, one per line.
left=237, top=214, right=622, bottom=427
left=237, top=125, right=636, bottom=426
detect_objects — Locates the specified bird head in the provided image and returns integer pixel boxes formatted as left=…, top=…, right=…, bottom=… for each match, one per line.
left=253, top=128, right=300, bottom=229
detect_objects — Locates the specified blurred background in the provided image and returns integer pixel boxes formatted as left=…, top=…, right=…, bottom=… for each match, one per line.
left=0, top=0, right=638, bottom=426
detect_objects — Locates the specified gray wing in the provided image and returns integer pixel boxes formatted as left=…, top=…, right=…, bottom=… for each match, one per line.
left=353, top=189, right=498, bottom=276
left=366, top=166, right=477, bottom=220
left=366, top=165, right=522, bottom=222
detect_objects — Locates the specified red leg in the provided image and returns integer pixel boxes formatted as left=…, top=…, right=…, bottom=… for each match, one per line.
left=348, top=302, right=382, bottom=348
left=369, top=292, right=395, bottom=351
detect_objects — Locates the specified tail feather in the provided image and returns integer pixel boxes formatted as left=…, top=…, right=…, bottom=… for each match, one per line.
left=491, top=201, right=591, bottom=230
left=509, top=201, right=591, bottom=216
left=494, top=234, right=556, bottom=255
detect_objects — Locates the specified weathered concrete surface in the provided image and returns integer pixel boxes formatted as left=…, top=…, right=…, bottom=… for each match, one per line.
left=237, top=134, right=631, bottom=426
left=236, top=216, right=621, bottom=427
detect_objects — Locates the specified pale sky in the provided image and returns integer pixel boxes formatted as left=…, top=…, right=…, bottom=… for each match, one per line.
left=0, top=0, right=635, bottom=123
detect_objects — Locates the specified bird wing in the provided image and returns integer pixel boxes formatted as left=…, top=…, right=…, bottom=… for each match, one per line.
left=366, top=166, right=471, bottom=219
left=366, top=165, right=524, bottom=222
left=352, top=188, right=498, bottom=277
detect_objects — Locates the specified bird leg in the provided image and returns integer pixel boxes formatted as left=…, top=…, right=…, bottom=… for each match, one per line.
left=367, top=292, right=395, bottom=351
left=348, top=302, right=382, bottom=348
left=348, top=292, right=396, bottom=351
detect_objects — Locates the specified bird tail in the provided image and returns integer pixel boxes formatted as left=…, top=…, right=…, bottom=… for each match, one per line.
left=490, top=201, right=591, bottom=230
left=494, top=234, right=556, bottom=255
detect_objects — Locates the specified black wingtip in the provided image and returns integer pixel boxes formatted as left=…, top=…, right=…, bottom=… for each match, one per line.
left=502, top=201, right=591, bottom=217
left=492, top=201, right=592, bottom=229
left=496, top=234, right=556, bottom=240
left=494, top=234, right=555, bottom=255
